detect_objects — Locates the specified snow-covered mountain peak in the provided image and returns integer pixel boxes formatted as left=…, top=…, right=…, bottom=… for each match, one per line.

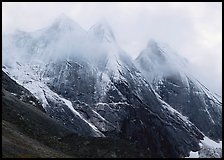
left=50, top=14, right=84, bottom=32
left=140, top=40, right=187, bottom=64
left=55, top=13, right=70, bottom=20
left=135, top=40, right=191, bottom=84
left=146, top=40, right=167, bottom=60
left=88, top=19, right=115, bottom=43
left=147, top=39, right=158, bottom=48
left=137, top=40, right=189, bottom=71
left=136, top=40, right=167, bottom=71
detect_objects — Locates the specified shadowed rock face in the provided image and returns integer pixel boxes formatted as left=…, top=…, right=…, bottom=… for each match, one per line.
left=135, top=41, right=222, bottom=142
left=44, top=60, right=97, bottom=104
left=2, top=70, right=152, bottom=158
left=155, top=75, right=222, bottom=141
left=39, top=54, right=204, bottom=157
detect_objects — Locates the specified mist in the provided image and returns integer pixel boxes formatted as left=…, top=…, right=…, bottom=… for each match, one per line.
left=2, top=2, right=222, bottom=95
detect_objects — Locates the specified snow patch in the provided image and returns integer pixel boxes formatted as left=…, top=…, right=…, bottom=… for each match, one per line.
left=10, top=93, right=17, bottom=96
left=155, top=91, right=191, bottom=124
left=201, top=136, right=222, bottom=149
left=185, top=137, right=222, bottom=158
left=188, top=151, right=199, bottom=158
left=61, top=97, right=105, bottom=137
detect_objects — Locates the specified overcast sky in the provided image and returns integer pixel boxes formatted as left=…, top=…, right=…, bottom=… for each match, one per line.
left=2, top=2, right=222, bottom=96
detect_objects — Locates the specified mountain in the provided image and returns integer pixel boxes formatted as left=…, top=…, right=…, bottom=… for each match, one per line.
left=2, top=70, right=152, bottom=158
left=88, top=19, right=116, bottom=43
left=51, top=14, right=85, bottom=32
left=2, top=15, right=222, bottom=158
left=135, top=40, right=222, bottom=141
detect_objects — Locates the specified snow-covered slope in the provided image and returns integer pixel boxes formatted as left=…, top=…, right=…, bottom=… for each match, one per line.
left=186, top=136, right=222, bottom=158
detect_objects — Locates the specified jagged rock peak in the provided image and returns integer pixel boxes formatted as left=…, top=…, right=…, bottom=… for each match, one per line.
left=51, top=13, right=84, bottom=32
left=89, top=19, right=116, bottom=43
left=147, top=39, right=159, bottom=48
left=135, top=39, right=166, bottom=62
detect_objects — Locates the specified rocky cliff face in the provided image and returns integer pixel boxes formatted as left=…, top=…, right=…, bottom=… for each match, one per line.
left=2, top=70, right=152, bottom=158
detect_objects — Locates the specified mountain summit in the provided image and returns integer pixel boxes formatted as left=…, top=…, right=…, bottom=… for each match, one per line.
left=50, top=14, right=85, bottom=33
left=89, top=20, right=116, bottom=43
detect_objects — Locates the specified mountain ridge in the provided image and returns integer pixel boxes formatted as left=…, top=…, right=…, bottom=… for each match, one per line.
left=2, top=14, right=222, bottom=158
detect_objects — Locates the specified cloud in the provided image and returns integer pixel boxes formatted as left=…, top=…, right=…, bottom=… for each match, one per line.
left=2, top=2, right=222, bottom=95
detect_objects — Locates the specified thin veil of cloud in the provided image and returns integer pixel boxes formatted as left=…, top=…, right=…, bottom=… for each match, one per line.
left=2, top=2, right=222, bottom=95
